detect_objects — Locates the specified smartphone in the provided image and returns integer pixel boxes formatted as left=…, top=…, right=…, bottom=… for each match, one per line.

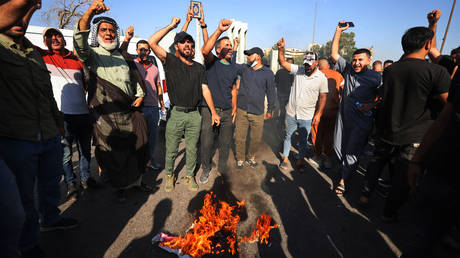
left=339, top=22, right=355, bottom=28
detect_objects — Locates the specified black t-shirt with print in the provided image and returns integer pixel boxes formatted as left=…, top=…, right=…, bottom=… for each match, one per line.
left=164, top=53, right=207, bottom=108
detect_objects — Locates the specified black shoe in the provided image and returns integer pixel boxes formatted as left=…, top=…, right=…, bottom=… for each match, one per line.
left=40, top=217, right=78, bottom=232
left=21, top=246, right=46, bottom=258
left=66, top=184, right=78, bottom=200
left=200, top=167, right=211, bottom=184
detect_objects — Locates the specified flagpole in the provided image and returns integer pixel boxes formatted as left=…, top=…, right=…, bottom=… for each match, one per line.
left=440, top=0, right=456, bottom=54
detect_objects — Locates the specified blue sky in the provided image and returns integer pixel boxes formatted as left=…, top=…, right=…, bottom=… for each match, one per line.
left=31, top=0, right=460, bottom=62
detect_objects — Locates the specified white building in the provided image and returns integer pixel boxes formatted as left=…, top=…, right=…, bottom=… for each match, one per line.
left=227, top=20, right=248, bottom=64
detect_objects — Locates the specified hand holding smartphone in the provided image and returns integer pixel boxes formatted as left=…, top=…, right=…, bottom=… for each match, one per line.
left=339, top=22, right=355, bottom=28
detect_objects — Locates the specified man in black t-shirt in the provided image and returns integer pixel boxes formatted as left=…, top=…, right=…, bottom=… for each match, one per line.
left=199, top=19, right=239, bottom=183
left=275, top=58, right=294, bottom=135
left=402, top=74, right=460, bottom=258
left=148, top=17, right=221, bottom=192
left=360, top=26, right=451, bottom=221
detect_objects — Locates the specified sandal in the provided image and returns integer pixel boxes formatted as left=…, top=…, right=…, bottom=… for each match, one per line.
left=335, top=184, right=346, bottom=196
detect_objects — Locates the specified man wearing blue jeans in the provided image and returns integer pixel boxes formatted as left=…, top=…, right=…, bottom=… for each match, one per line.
left=121, top=30, right=166, bottom=170
left=39, top=27, right=94, bottom=198
left=0, top=4, right=77, bottom=257
left=277, top=38, right=327, bottom=171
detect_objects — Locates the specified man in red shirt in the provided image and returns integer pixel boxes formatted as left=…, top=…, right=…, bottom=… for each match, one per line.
left=37, top=27, right=95, bottom=199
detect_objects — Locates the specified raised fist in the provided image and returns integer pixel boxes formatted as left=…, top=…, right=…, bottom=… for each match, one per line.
left=170, top=17, right=181, bottom=28
left=233, top=37, right=240, bottom=50
left=125, top=26, right=134, bottom=40
left=427, top=9, right=441, bottom=25
left=218, top=19, right=232, bottom=32
left=277, top=38, right=285, bottom=49
left=89, top=0, right=109, bottom=15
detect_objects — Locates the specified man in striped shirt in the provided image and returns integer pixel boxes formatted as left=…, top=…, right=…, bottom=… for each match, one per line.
left=38, top=27, right=95, bottom=199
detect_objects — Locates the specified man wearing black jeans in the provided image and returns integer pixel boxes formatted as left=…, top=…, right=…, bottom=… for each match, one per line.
left=359, top=26, right=451, bottom=221
left=199, top=19, right=238, bottom=183
left=275, top=57, right=294, bottom=135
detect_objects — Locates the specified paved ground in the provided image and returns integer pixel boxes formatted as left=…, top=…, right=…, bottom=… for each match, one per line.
left=38, top=119, right=454, bottom=258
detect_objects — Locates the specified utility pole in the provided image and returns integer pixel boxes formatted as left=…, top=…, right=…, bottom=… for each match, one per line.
left=312, top=1, right=318, bottom=45
left=440, top=0, right=456, bottom=54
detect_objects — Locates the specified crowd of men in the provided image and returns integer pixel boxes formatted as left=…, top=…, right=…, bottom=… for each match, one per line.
left=0, top=1, right=459, bottom=258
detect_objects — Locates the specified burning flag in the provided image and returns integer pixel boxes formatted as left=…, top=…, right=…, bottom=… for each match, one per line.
left=152, top=192, right=278, bottom=257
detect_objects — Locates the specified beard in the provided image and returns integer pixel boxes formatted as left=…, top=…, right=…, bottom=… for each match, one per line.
left=97, top=35, right=118, bottom=51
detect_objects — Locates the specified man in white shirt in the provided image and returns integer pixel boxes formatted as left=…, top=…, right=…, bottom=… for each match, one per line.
left=277, top=38, right=328, bottom=171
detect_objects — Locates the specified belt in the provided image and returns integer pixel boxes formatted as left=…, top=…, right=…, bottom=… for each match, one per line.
left=175, top=106, right=198, bottom=113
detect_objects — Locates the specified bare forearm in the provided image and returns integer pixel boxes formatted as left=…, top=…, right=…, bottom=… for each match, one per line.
left=202, top=85, right=217, bottom=114
left=181, top=19, right=191, bottom=32
left=156, top=83, right=165, bottom=109
left=202, top=27, right=209, bottom=44
left=148, top=24, right=174, bottom=62
left=202, top=29, right=222, bottom=57
left=278, top=48, right=290, bottom=71
left=315, top=94, right=327, bottom=116
left=79, top=10, right=94, bottom=31
left=331, top=30, right=341, bottom=62
left=231, top=86, right=238, bottom=110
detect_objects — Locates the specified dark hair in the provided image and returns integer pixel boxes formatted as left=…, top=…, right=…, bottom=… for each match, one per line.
left=353, top=48, right=371, bottom=58
left=384, top=59, right=394, bottom=66
left=214, top=36, right=230, bottom=53
left=136, top=40, right=150, bottom=50
left=373, top=60, right=382, bottom=66
left=451, top=47, right=460, bottom=55
left=401, top=27, right=434, bottom=54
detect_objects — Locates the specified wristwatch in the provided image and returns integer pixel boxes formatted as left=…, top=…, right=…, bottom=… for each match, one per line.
left=201, top=24, right=207, bottom=29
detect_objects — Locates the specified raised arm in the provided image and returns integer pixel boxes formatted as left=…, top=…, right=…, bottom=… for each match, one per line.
left=180, top=6, right=193, bottom=33
left=277, top=37, right=291, bottom=72
left=120, top=26, right=134, bottom=52
left=148, top=17, right=181, bottom=63
left=331, top=21, right=349, bottom=63
left=0, top=0, right=40, bottom=32
left=201, top=19, right=232, bottom=63
left=78, top=0, right=109, bottom=31
left=427, top=9, right=442, bottom=63
left=198, top=4, right=209, bottom=43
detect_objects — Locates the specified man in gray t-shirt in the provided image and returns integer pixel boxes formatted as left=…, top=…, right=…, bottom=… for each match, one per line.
left=330, top=21, right=382, bottom=195
left=277, top=38, right=328, bottom=170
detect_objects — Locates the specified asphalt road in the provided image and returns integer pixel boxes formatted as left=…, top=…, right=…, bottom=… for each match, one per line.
left=38, top=119, right=455, bottom=258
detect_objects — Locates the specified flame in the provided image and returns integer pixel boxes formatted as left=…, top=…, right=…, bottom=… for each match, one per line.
left=159, top=192, right=278, bottom=257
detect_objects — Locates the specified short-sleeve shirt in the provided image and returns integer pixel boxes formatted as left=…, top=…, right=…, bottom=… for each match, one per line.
left=164, top=53, right=207, bottom=108
left=202, top=55, right=238, bottom=109
left=37, top=47, right=89, bottom=115
left=379, top=58, right=451, bottom=145
left=135, top=59, right=160, bottom=107
left=285, top=64, right=328, bottom=120
left=320, top=68, right=344, bottom=111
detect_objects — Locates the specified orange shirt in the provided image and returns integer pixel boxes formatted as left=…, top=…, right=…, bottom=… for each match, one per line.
left=320, top=69, right=344, bottom=111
